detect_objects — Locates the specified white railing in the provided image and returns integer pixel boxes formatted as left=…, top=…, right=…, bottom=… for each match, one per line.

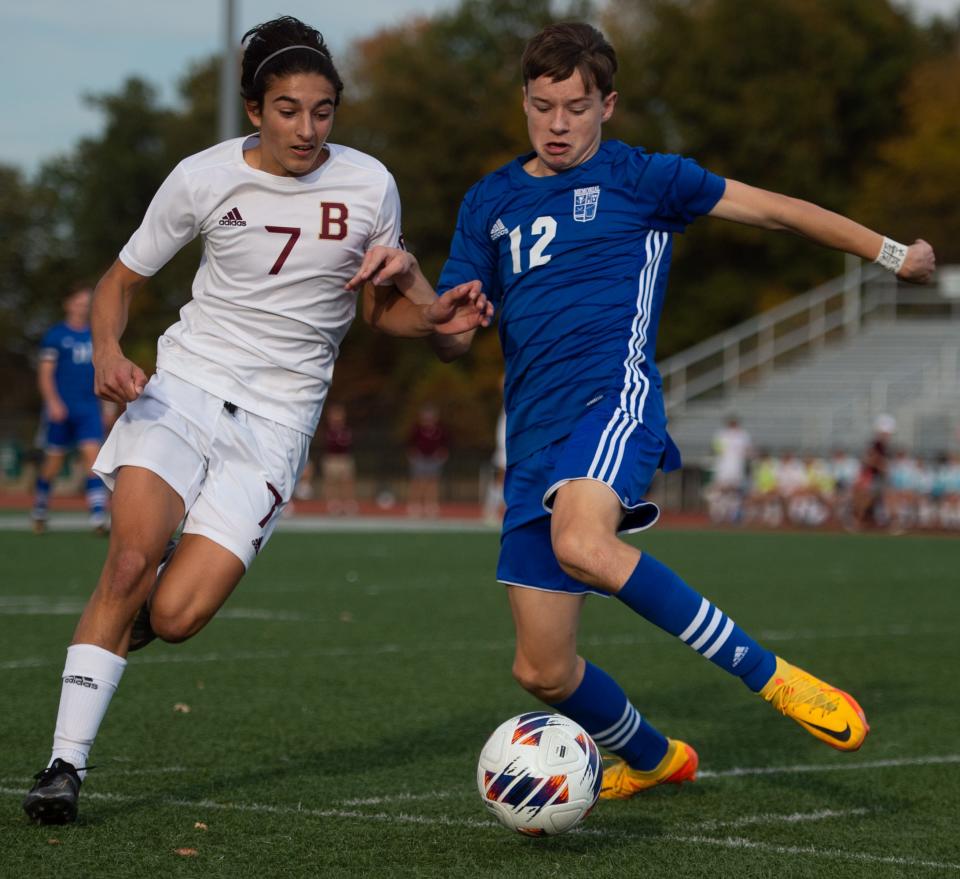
left=661, top=258, right=886, bottom=412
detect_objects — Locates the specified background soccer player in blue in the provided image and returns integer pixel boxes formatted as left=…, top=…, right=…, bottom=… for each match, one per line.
left=32, top=286, right=108, bottom=535
left=366, top=21, right=937, bottom=800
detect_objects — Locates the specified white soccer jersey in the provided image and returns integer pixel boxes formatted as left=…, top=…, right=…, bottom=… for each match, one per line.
left=120, top=135, right=402, bottom=435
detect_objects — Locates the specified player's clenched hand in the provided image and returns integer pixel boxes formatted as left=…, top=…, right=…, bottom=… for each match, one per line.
left=346, top=246, right=417, bottom=291
left=897, top=239, right=936, bottom=285
left=96, top=352, right=147, bottom=403
left=424, top=281, right=493, bottom=335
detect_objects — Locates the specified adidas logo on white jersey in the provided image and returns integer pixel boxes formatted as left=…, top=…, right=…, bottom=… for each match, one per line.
left=732, top=645, right=749, bottom=667
left=489, top=218, right=508, bottom=241
left=219, top=207, right=247, bottom=227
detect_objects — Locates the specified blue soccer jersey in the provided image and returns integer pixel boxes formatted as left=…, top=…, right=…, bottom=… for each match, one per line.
left=437, top=140, right=725, bottom=466
left=39, top=322, right=97, bottom=409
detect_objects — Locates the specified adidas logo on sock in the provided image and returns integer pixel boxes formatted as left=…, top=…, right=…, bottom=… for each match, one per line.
left=732, top=646, right=749, bottom=668
left=64, top=675, right=99, bottom=689
left=219, top=207, right=247, bottom=227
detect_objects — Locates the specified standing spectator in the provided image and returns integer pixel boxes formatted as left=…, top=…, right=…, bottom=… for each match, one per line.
left=707, top=415, right=752, bottom=523
left=850, top=414, right=895, bottom=529
left=32, top=286, right=108, bottom=535
left=320, top=402, right=357, bottom=516
left=407, top=404, right=449, bottom=518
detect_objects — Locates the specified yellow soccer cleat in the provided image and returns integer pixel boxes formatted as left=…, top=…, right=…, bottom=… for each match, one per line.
left=599, top=738, right=698, bottom=800
left=760, top=656, right=869, bottom=752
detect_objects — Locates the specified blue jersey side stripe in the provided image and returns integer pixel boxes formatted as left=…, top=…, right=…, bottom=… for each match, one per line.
left=622, top=230, right=668, bottom=419
left=586, top=230, right=668, bottom=485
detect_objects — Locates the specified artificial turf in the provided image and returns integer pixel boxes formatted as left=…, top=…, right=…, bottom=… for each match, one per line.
left=1, top=525, right=958, bottom=878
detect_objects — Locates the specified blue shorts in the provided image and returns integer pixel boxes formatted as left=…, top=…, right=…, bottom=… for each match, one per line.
left=43, top=406, right=103, bottom=452
left=496, top=397, right=680, bottom=596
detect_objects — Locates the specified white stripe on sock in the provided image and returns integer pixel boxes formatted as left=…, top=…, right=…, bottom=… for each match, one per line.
left=690, top=608, right=723, bottom=652
left=605, top=709, right=642, bottom=751
left=679, top=598, right=710, bottom=642
left=593, top=702, right=633, bottom=743
left=702, top=617, right=736, bottom=659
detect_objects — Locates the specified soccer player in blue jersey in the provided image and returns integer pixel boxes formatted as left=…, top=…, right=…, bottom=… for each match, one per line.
left=32, top=286, right=109, bottom=535
left=360, top=21, right=936, bottom=799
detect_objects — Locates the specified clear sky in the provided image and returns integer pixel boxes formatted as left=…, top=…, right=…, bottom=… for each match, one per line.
left=3, top=0, right=958, bottom=176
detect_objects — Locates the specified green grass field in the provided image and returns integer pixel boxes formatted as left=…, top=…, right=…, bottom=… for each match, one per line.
left=1, top=525, right=959, bottom=878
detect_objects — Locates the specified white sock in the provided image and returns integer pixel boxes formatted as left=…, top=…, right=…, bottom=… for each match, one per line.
left=50, top=644, right=127, bottom=780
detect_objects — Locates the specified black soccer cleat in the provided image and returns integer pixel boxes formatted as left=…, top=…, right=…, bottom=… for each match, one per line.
left=23, top=758, right=84, bottom=824
left=128, top=601, right=156, bottom=652
left=128, top=538, right=178, bottom=652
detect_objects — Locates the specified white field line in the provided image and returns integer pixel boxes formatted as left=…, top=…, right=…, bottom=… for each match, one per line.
left=698, top=754, right=960, bottom=779
left=691, top=806, right=870, bottom=830
left=337, top=790, right=457, bottom=807
left=2, top=786, right=957, bottom=873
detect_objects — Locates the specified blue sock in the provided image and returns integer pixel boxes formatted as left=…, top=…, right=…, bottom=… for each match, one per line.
left=33, top=478, right=50, bottom=518
left=551, top=661, right=668, bottom=770
left=85, top=475, right=107, bottom=516
left=618, top=554, right=776, bottom=693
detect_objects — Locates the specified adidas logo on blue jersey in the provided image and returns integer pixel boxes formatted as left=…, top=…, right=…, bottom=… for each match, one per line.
left=489, top=218, right=508, bottom=241
left=219, top=207, right=247, bottom=227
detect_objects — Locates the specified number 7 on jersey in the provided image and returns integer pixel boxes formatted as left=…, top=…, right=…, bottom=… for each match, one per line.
left=265, top=226, right=301, bottom=275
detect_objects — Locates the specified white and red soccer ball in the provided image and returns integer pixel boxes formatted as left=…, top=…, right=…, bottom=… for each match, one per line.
left=477, top=712, right=602, bottom=836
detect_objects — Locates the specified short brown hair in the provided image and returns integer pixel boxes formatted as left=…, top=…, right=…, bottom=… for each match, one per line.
left=521, top=23, right=618, bottom=96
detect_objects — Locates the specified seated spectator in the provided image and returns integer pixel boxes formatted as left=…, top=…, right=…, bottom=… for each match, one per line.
left=744, top=449, right=782, bottom=527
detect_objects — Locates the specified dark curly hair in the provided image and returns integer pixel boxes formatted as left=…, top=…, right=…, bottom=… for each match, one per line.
left=240, top=16, right=344, bottom=108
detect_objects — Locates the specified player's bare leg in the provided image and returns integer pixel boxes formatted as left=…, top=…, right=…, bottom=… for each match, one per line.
left=550, top=479, right=638, bottom=592
left=508, top=585, right=585, bottom=704
left=73, top=466, right=184, bottom=653
left=147, top=534, right=245, bottom=643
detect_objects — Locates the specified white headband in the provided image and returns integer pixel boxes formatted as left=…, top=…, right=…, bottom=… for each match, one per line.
left=253, top=44, right=327, bottom=83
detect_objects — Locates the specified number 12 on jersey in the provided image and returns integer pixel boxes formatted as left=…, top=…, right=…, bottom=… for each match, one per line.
left=509, top=216, right=556, bottom=274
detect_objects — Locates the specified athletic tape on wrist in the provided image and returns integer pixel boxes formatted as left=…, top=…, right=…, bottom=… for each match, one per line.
left=875, top=237, right=908, bottom=272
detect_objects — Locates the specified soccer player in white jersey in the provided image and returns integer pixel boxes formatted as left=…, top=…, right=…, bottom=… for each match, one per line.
left=22, top=16, right=490, bottom=825
left=364, top=22, right=936, bottom=800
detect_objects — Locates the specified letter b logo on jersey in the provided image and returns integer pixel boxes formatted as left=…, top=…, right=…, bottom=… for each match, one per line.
left=319, top=202, right=348, bottom=240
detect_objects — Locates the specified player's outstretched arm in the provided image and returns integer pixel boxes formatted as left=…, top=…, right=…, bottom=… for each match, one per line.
left=709, top=179, right=936, bottom=284
left=351, top=245, right=491, bottom=356
left=92, top=259, right=150, bottom=403
left=362, top=280, right=492, bottom=338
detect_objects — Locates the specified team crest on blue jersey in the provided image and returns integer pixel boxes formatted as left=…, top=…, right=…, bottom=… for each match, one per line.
left=573, top=186, right=601, bottom=222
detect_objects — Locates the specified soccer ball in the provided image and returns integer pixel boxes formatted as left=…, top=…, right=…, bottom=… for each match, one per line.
left=477, top=712, right=602, bottom=836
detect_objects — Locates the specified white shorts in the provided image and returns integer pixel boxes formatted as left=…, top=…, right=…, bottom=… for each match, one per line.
left=94, top=369, right=310, bottom=568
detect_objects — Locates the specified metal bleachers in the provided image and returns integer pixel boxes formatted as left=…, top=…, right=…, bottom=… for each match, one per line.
left=662, top=264, right=960, bottom=462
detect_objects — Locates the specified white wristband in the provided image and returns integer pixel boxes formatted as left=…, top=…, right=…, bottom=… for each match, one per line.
left=874, top=237, right=908, bottom=272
